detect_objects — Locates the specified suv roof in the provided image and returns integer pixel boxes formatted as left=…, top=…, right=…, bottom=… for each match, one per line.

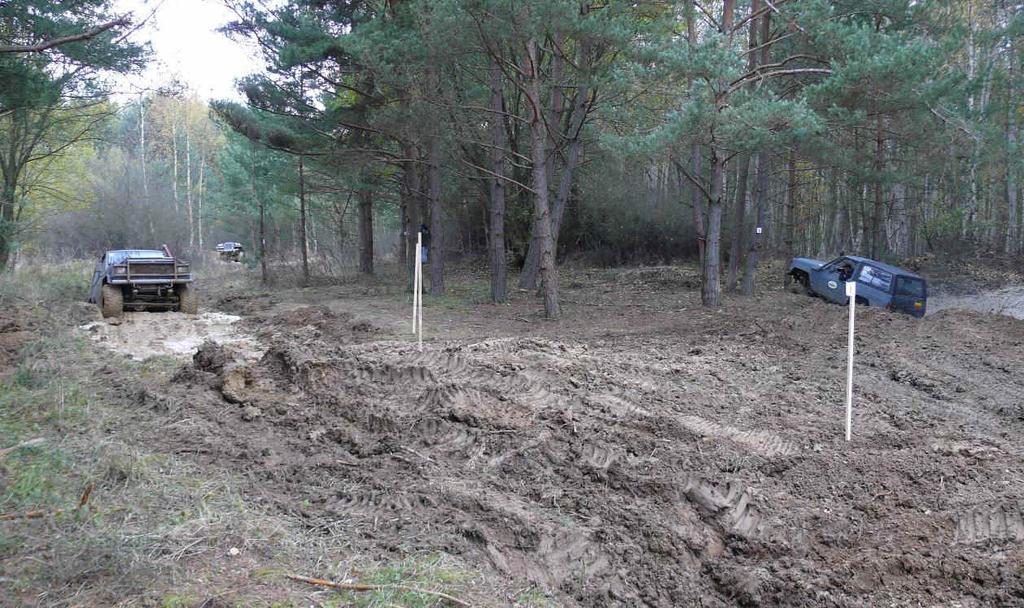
left=844, top=256, right=923, bottom=280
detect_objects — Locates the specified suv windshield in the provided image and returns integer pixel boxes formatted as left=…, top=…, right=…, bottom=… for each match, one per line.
left=894, top=276, right=925, bottom=298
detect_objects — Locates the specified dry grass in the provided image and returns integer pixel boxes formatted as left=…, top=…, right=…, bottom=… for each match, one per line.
left=0, top=260, right=93, bottom=308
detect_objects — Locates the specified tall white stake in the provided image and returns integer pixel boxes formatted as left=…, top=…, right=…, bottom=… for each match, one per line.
left=416, top=232, right=423, bottom=351
left=845, top=280, right=856, bottom=441
left=412, top=239, right=419, bottom=334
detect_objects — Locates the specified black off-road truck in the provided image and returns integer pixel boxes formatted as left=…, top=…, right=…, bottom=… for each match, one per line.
left=215, top=241, right=244, bottom=262
left=88, top=248, right=197, bottom=318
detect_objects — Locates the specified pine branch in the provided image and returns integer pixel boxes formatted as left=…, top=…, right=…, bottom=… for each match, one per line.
left=0, top=18, right=131, bottom=53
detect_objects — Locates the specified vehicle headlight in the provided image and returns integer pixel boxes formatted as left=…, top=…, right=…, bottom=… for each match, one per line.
left=177, top=265, right=189, bottom=273
left=113, top=266, right=126, bottom=274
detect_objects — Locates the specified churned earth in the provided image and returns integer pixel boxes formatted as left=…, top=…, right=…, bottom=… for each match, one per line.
left=54, top=262, right=1021, bottom=606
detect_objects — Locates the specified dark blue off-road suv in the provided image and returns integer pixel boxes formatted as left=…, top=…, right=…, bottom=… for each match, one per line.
left=88, top=249, right=197, bottom=318
left=787, top=255, right=927, bottom=317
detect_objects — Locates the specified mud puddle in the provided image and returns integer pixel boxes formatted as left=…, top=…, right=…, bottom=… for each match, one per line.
left=80, top=311, right=263, bottom=361
left=929, top=286, right=1024, bottom=319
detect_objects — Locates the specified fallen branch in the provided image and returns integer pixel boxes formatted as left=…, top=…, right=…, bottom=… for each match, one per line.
left=0, top=509, right=47, bottom=521
left=0, top=437, right=46, bottom=462
left=285, top=573, right=473, bottom=607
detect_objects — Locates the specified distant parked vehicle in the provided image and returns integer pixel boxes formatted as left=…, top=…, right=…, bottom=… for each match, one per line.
left=787, top=255, right=927, bottom=318
left=216, top=242, right=244, bottom=262
left=88, top=248, right=197, bottom=318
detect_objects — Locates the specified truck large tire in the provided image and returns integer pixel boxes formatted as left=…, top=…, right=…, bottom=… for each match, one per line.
left=178, top=283, right=198, bottom=314
left=789, top=270, right=812, bottom=295
left=101, top=284, right=123, bottom=318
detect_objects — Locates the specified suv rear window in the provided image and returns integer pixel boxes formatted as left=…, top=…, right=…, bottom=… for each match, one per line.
left=857, top=265, right=893, bottom=292
left=894, top=276, right=925, bottom=298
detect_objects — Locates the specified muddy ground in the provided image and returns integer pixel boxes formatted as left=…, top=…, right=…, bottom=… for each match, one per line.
left=6, top=261, right=1024, bottom=606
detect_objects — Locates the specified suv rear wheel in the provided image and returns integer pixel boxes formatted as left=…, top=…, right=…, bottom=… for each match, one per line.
left=100, top=284, right=123, bottom=318
left=178, top=284, right=198, bottom=314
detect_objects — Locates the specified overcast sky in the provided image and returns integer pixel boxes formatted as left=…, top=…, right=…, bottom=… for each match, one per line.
left=112, top=0, right=265, bottom=100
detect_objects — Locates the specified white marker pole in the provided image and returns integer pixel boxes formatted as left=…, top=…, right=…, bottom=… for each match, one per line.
left=416, top=231, right=423, bottom=351
left=412, top=236, right=419, bottom=334
left=845, top=280, right=856, bottom=441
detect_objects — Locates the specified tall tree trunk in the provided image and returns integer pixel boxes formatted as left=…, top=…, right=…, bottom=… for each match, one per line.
left=521, top=81, right=591, bottom=290
left=690, top=146, right=706, bottom=268
left=871, top=114, right=884, bottom=258
left=172, top=122, right=179, bottom=213
left=701, top=0, right=734, bottom=308
left=358, top=186, right=373, bottom=275
left=252, top=142, right=267, bottom=284
left=197, top=156, right=205, bottom=252
left=298, top=153, right=309, bottom=285
left=489, top=63, right=508, bottom=303
left=725, top=154, right=750, bottom=291
left=139, top=94, right=148, bottom=200
left=741, top=149, right=769, bottom=295
left=185, top=124, right=194, bottom=250
left=0, top=174, right=16, bottom=271
left=518, top=34, right=565, bottom=291
left=702, top=144, right=725, bottom=307
left=399, top=178, right=408, bottom=269
left=428, top=137, right=444, bottom=295
left=403, top=145, right=421, bottom=290
left=783, top=148, right=797, bottom=260
left=527, top=37, right=559, bottom=319
left=1007, top=82, right=1019, bottom=254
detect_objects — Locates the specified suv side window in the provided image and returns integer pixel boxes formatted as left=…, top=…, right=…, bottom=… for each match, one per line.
left=857, top=265, right=893, bottom=292
left=894, top=276, right=925, bottom=297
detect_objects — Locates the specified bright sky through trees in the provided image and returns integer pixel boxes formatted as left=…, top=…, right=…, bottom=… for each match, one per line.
left=112, top=0, right=263, bottom=99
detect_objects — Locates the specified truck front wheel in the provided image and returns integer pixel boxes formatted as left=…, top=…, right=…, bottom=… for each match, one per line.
left=789, top=270, right=811, bottom=295
left=178, top=284, right=198, bottom=315
left=100, top=284, right=123, bottom=318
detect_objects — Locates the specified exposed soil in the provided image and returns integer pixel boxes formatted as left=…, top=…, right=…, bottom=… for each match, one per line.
left=80, top=311, right=262, bottom=361
left=104, top=265, right=1024, bottom=606
left=0, top=308, right=38, bottom=370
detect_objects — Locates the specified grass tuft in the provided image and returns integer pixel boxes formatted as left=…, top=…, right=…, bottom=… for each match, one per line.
left=0, top=260, right=92, bottom=305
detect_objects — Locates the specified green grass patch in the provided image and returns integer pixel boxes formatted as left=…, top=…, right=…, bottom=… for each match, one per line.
left=0, top=333, right=91, bottom=546
left=313, top=553, right=477, bottom=608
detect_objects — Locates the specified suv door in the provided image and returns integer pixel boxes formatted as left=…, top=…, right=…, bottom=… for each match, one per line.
left=854, top=264, right=894, bottom=307
left=810, top=257, right=855, bottom=304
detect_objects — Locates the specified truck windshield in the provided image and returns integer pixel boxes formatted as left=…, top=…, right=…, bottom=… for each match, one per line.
left=894, top=276, right=925, bottom=298
left=108, top=250, right=167, bottom=264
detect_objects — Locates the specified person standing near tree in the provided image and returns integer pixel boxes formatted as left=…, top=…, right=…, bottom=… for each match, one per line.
left=420, top=223, right=431, bottom=263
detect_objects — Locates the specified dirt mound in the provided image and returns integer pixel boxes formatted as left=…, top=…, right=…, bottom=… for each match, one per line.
left=0, top=307, right=37, bottom=368
left=192, top=340, right=236, bottom=373
left=245, top=305, right=382, bottom=343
